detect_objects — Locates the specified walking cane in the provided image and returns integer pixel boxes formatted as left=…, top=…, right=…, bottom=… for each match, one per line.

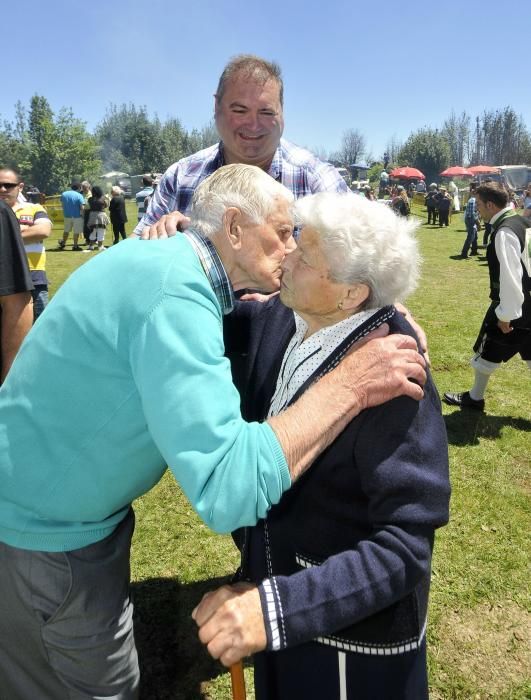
left=230, top=660, right=246, bottom=700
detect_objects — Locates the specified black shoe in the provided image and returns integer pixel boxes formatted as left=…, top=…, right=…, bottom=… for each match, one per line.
left=72, top=246, right=83, bottom=251
left=443, top=391, right=485, bottom=411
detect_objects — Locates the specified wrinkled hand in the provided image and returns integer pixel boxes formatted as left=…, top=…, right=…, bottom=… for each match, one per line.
left=394, top=302, right=430, bottom=366
left=497, top=319, right=512, bottom=334
left=192, top=583, right=267, bottom=667
left=140, top=211, right=191, bottom=239
left=340, top=331, right=426, bottom=410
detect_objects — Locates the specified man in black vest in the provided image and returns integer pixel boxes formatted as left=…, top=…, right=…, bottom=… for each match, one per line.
left=444, top=182, right=531, bottom=410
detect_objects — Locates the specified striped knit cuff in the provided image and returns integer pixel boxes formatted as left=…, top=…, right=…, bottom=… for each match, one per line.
left=258, top=578, right=286, bottom=651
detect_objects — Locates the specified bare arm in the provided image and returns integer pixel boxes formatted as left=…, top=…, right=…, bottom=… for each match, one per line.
left=19, top=219, right=52, bottom=245
left=0, top=292, right=33, bottom=383
left=268, top=331, right=426, bottom=482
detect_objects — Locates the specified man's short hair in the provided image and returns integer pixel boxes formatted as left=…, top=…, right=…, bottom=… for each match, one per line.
left=142, top=175, right=153, bottom=187
left=0, top=167, right=21, bottom=183
left=71, top=181, right=81, bottom=191
left=215, top=54, right=284, bottom=107
left=475, top=181, right=508, bottom=209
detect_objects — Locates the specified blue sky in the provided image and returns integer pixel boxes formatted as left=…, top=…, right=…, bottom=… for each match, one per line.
left=2, top=0, right=529, bottom=163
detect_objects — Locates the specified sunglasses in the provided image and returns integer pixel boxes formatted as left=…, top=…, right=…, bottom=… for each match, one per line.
left=0, top=182, right=19, bottom=190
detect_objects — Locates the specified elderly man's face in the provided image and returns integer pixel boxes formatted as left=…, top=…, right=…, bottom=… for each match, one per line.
left=234, top=196, right=293, bottom=292
left=280, top=226, right=351, bottom=333
left=215, top=76, right=284, bottom=169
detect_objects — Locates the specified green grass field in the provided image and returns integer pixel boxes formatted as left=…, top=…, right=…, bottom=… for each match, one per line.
left=44, top=200, right=530, bottom=699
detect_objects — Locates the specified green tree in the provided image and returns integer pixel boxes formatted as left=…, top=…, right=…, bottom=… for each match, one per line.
left=96, top=104, right=178, bottom=174
left=397, top=128, right=450, bottom=184
left=0, top=96, right=101, bottom=193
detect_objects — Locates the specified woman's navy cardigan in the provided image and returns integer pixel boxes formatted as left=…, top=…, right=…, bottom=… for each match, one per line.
left=224, top=297, right=450, bottom=654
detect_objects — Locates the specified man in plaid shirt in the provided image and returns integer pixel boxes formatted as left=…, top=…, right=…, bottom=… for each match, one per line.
left=461, top=185, right=480, bottom=258
left=134, top=55, right=348, bottom=238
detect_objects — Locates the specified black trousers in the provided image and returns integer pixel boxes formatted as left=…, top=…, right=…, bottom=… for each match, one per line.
left=439, top=210, right=449, bottom=226
left=427, top=206, right=438, bottom=224
left=112, top=221, right=127, bottom=244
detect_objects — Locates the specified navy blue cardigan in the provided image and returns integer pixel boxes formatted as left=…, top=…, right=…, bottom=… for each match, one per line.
left=224, top=298, right=450, bottom=655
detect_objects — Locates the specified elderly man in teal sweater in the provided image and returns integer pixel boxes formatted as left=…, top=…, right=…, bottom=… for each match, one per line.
left=0, top=164, right=426, bottom=700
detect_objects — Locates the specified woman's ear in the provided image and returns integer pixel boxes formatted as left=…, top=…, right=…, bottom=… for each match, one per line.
left=343, top=283, right=370, bottom=311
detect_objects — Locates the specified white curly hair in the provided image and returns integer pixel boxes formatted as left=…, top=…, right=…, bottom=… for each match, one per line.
left=293, top=192, right=421, bottom=308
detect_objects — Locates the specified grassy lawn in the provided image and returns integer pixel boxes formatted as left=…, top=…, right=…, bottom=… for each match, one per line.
left=44, top=199, right=530, bottom=699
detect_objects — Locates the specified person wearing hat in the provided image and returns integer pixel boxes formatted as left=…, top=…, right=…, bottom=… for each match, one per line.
left=436, top=187, right=452, bottom=227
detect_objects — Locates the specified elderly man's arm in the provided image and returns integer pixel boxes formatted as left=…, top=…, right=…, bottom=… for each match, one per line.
left=130, top=281, right=426, bottom=534
left=267, top=331, right=426, bottom=481
left=0, top=292, right=33, bottom=383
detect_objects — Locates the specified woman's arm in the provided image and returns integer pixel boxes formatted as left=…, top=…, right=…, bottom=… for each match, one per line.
left=193, top=380, right=450, bottom=665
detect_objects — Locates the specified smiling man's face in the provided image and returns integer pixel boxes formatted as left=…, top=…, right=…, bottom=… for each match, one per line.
left=215, top=75, right=284, bottom=170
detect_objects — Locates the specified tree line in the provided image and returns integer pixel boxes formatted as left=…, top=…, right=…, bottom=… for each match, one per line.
left=332, top=108, right=531, bottom=185
left=1, top=95, right=530, bottom=194
left=0, top=96, right=218, bottom=194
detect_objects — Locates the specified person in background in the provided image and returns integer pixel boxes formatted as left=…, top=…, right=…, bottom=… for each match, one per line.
left=437, top=187, right=452, bottom=227
left=444, top=181, right=531, bottom=411
left=0, top=200, right=34, bottom=383
left=391, top=185, right=410, bottom=217
left=448, top=179, right=460, bottom=213
left=522, top=183, right=531, bottom=217
left=135, top=175, right=154, bottom=223
left=425, top=183, right=439, bottom=225
left=81, top=180, right=92, bottom=246
left=362, top=185, right=375, bottom=201
left=0, top=168, right=52, bottom=320
left=378, top=169, right=389, bottom=198
left=416, top=179, right=426, bottom=193
left=109, top=186, right=128, bottom=244
left=25, top=185, right=42, bottom=204
left=194, top=193, right=450, bottom=699
left=460, top=184, right=480, bottom=258
left=59, top=181, right=85, bottom=251
left=134, top=54, right=348, bottom=238
left=86, top=185, right=110, bottom=251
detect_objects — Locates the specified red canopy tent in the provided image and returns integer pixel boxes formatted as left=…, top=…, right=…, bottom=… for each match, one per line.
left=389, top=166, right=425, bottom=180
left=467, top=165, right=498, bottom=175
left=440, top=166, right=474, bottom=178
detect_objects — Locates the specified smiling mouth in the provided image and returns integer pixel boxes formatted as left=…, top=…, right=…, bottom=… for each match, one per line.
left=238, top=133, right=264, bottom=141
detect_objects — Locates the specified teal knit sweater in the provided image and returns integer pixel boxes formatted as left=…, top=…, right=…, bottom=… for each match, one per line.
left=0, top=236, right=290, bottom=551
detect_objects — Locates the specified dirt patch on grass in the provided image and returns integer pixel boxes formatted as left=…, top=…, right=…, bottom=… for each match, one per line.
left=433, top=601, right=530, bottom=698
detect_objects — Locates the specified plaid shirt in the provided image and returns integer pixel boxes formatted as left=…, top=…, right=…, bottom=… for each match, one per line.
left=182, top=228, right=234, bottom=315
left=134, top=139, right=348, bottom=234
left=464, top=196, right=478, bottom=221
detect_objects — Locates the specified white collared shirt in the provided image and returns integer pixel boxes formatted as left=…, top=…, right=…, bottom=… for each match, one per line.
left=489, top=208, right=526, bottom=321
left=268, top=309, right=380, bottom=417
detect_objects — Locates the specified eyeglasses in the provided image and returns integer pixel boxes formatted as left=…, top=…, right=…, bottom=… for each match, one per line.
left=0, top=182, right=19, bottom=190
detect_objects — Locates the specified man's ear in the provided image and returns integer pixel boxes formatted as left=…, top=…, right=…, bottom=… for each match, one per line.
left=222, top=207, right=243, bottom=250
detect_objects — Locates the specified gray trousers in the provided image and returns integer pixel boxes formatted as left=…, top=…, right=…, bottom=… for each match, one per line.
left=0, top=509, right=139, bottom=700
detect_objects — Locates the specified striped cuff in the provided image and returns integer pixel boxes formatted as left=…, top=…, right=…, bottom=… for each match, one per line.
left=258, top=578, right=286, bottom=651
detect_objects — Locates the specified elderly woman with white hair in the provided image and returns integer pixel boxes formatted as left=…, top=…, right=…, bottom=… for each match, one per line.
left=194, top=192, right=450, bottom=700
